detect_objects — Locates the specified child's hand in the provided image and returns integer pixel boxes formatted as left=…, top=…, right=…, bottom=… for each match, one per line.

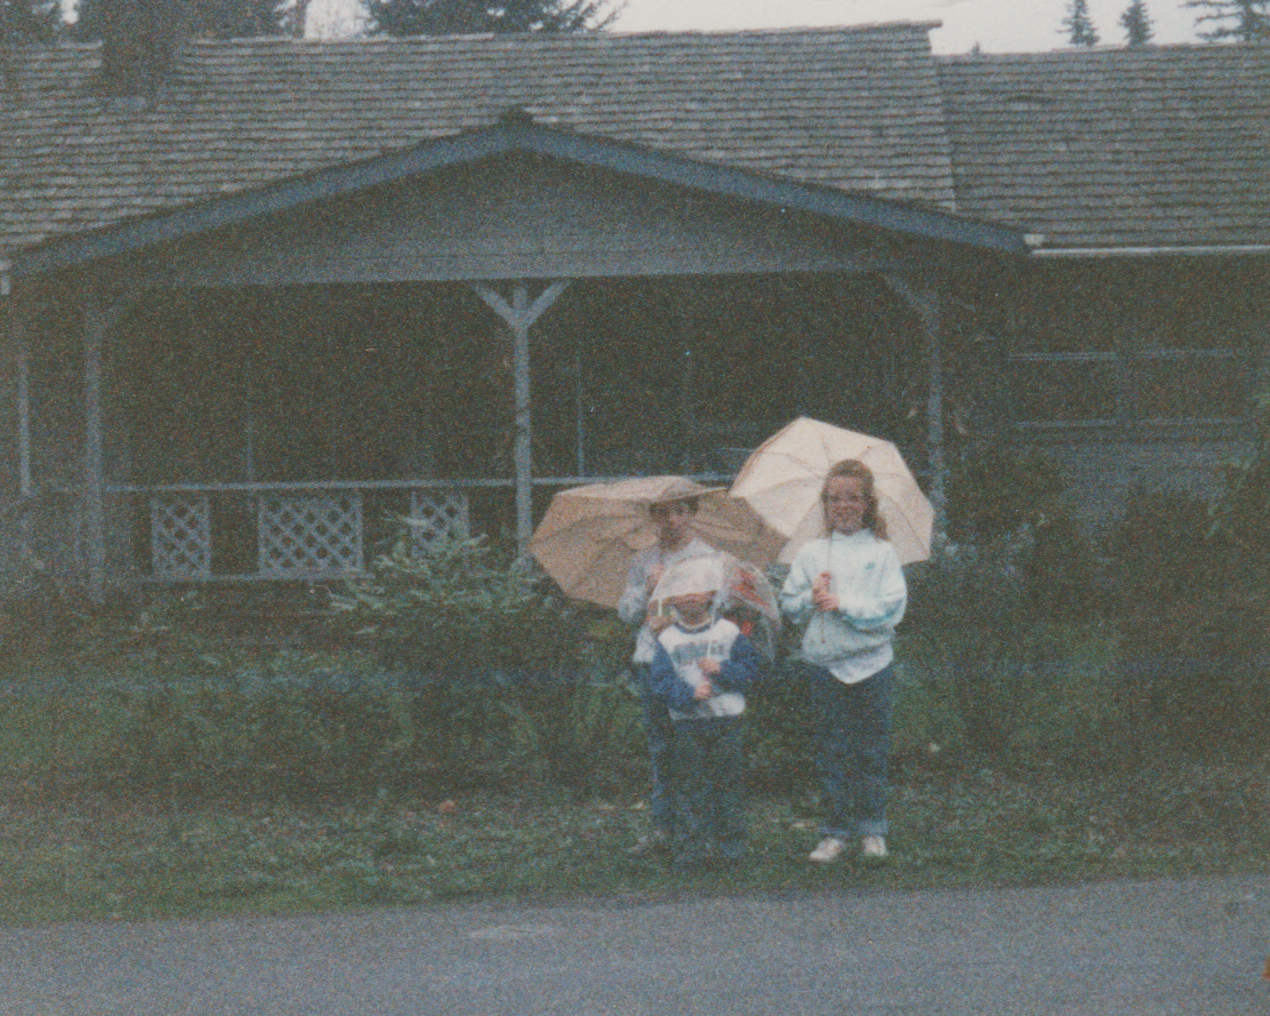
left=812, top=588, right=840, bottom=612
left=647, top=611, right=674, bottom=633
left=698, top=657, right=721, bottom=677
left=693, top=679, right=714, bottom=701
left=812, top=571, right=831, bottom=594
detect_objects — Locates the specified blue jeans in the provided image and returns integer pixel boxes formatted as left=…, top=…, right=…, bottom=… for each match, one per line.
left=808, top=663, right=894, bottom=839
left=634, top=664, right=673, bottom=833
left=666, top=717, right=746, bottom=866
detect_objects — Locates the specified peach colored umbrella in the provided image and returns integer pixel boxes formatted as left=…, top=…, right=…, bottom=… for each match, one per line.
left=730, top=417, right=933, bottom=565
left=530, top=476, right=785, bottom=608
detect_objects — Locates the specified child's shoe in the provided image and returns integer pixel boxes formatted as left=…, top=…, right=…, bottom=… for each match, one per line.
left=627, top=829, right=669, bottom=857
left=808, top=836, right=846, bottom=863
left=861, top=835, right=888, bottom=860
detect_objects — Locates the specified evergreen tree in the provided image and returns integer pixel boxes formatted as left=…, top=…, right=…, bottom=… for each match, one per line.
left=1185, top=0, right=1270, bottom=42
left=370, top=0, right=618, bottom=37
left=1, top=0, right=62, bottom=43
left=1120, top=0, right=1154, bottom=45
left=1061, top=0, right=1100, bottom=45
left=73, top=0, right=290, bottom=42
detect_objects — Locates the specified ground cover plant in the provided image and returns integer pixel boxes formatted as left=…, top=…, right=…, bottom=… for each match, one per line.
left=1, top=457, right=1267, bottom=927
left=1, top=755, right=1267, bottom=926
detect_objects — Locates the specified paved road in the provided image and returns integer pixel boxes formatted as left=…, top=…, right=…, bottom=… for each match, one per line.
left=2, top=877, right=1268, bottom=1015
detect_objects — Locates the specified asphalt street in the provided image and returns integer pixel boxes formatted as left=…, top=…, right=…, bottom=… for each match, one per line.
left=1, top=876, right=1268, bottom=1015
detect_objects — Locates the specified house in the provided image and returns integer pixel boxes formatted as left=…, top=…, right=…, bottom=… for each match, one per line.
left=0, top=22, right=1264, bottom=600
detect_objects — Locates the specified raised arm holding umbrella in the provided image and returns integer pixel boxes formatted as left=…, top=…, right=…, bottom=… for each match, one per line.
left=731, top=418, right=929, bottom=865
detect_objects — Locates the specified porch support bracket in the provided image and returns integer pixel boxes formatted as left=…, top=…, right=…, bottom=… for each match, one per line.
left=470, top=278, right=572, bottom=553
left=882, top=269, right=949, bottom=543
left=83, top=288, right=141, bottom=605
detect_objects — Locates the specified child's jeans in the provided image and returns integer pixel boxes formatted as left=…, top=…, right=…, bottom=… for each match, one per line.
left=634, top=664, right=674, bottom=834
left=808, top=663, right=894, bottom=839
left=666, top=716, right=745, bottom=865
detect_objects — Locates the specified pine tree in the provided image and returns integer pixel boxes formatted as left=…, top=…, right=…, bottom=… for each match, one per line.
left=0, top=0, right=62, bottom=43
left=1120, top=0, right=1154, bottom=45
left=1185, top=0, right=1270, bottom=42
left=73, top=0, right=290, bottom=42
left=1061, top=0, right=1100, bottom=45
left=370, top=0, right=618, bottom=37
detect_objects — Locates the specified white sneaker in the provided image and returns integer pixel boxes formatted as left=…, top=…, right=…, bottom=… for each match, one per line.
left=808, top=837, right=846, bottom=863
left=861, top=835, right=888, bottom=859
left=627, top=830, right=669, bottom=857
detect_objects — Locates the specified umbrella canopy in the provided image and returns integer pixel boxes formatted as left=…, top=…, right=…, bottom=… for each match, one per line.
left=530, top=476, right=786, bottom=608
left=730, top=417, right=934, bottom=565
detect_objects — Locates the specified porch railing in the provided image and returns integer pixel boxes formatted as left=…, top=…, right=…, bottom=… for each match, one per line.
left=109, top=479, right=496, bottom=583
left=109, top=473, right=735, bottom=584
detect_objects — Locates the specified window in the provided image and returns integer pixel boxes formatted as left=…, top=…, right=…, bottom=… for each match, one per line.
left=1006, top=261, right=1260, bottom=428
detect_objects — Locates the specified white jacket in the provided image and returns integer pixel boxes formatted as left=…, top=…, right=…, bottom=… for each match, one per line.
left=780, top=529, right=906, bottom=680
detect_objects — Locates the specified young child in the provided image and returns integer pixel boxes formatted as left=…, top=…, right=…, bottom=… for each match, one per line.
left=617, top=489, right=718, bottom=856
left=649, top=556, right=762, bottom=868
left=780, top=459, right=906, bottom=865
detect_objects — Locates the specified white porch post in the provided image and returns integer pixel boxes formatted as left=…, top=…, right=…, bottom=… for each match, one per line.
left=16, top=332, right=30, bottom=500
left=83, top=294, right=107, bottom=604
left=884, top=271, right=948, bottom=536
left=471, top=278, right=571, bottom=552
left=82, top=290, right=137, bottom=604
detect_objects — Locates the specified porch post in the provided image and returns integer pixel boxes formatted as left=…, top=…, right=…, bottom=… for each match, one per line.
left=5, top=306, right=34, bottom=561
left=15, top=328, right=30, bottom=500
left=574, top=332, right=586, bottom=476
left=471, top=278, right=572, bottom=552
left=81, top=290, right=138, bottom=604
left=883, top=271, right=948, bottom=536
left=83, top=294, right=107, bottom=604
left=511, top=283, right=531, bottom=547
left=672, top=281, right=699, bottom=474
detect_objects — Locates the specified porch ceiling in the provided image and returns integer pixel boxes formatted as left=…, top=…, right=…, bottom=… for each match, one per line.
left=12, top=114, right=1028, bottom=285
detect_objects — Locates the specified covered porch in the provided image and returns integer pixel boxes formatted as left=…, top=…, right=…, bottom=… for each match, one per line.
left=1, top=117, right=1026, bottom=601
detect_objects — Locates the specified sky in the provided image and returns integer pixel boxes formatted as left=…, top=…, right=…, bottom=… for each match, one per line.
left=608, top=1, right=1201, bottom=53
left=305, top=0, right=1206, bottom=51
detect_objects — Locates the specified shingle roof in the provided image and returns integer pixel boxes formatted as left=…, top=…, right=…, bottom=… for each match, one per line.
left=938, top=44, right=1270, bottom=250
left=0, top=23, right=958, bottom=262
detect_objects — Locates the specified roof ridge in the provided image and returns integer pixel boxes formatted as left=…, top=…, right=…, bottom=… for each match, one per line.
left=179, top=23, right=941, bottom=47
left=938, top=40, right=1270, bottom=62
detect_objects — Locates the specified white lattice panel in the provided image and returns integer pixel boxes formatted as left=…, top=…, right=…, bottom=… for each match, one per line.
left=258, top=494, right=364, bottom=575
left=408, top=489, right=470, bottom=547
left=151, top=495, right=212, bottom=578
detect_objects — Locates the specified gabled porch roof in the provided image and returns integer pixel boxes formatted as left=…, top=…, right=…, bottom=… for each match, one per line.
left=12, top=111, right=1027, bottom=282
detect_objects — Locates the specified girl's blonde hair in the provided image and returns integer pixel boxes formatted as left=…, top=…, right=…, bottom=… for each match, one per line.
left=820, top=459, right=888, bottom=540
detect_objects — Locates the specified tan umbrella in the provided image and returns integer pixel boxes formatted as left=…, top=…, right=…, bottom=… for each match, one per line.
left=530, top=476, right=786, bottom=608
left=729, top=417, right=934, bottom=565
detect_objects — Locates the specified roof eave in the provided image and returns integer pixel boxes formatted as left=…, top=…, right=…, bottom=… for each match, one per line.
left=11, top=117, right=1028, bottom=280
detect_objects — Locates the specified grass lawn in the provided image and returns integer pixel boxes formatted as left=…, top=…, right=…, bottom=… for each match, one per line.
left=2, top=755, right=1267, bottom=927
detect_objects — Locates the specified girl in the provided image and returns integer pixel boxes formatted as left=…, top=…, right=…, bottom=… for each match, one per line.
left=779, top=459, right=907, bottom=863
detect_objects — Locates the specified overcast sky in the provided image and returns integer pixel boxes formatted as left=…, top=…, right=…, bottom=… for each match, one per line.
left=609, top=0, right=1200, bottom=53
left=305, top=0, right=1206, bottom=51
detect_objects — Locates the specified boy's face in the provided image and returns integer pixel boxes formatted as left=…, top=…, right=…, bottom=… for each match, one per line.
left=650, top=500, right=696, bottom=544
left=670, top=591, right=714, bottom=625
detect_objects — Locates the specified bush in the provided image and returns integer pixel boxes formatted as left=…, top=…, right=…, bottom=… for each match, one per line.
left=1117, top=591, right=1270, bottom=745
left=332, top=532, right=636, bottom=796
left=946, top=445, right=1069, bottom=543
left=1212, top=386, right=1270, bottom=588
left=905, top=537, right=1085, bottom=755
left=1106, top=484, right=1236, bottom=608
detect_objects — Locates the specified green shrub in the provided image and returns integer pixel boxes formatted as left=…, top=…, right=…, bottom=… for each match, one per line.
left=1117, top=591, right=1270, bottom=745
left=905, top=539, right=1087, bottom=755
left=946, top=445, right=1069, bottom=543
left=332, top=532, right=635, bottom=795
left=1213, top=386, right=1270, bottom=588
left=1106, top=484, right=1236, bottom=608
